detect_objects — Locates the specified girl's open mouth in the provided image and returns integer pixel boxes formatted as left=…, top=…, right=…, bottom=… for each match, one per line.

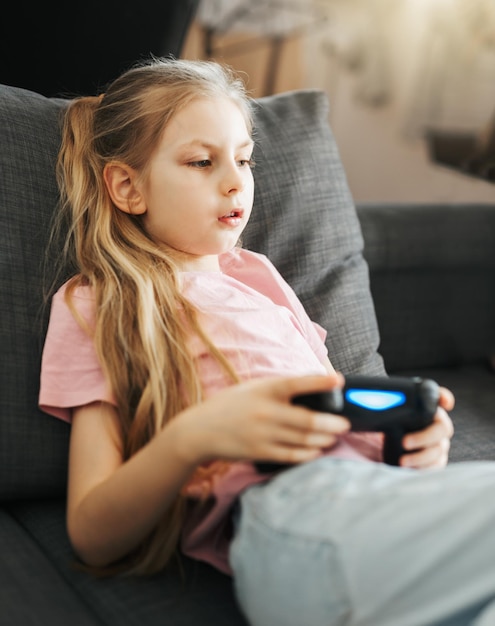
left=218, top=209, right=244, bottom=226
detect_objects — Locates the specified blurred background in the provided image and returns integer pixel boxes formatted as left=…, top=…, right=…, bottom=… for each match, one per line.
left=2, top=0, right=493, bottom=204
left=183, top=0, right=495, bottom=204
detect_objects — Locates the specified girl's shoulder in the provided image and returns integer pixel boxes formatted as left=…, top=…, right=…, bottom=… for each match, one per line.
left=220, top=247, right=279, bottom=278
left=54, top=278, right=95, bottom=301
left=51, top=278, right=96, bottom=326
left=219, top=247, right=290, bottom=298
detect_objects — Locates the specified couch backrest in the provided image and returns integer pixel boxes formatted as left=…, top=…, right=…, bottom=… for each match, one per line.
left=0, top=83, right=384, bottom=500
left=359, top=203, right=495, bottom=371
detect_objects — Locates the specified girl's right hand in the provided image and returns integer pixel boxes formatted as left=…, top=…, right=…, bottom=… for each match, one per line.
left=169, top=373, right=351, bottom=468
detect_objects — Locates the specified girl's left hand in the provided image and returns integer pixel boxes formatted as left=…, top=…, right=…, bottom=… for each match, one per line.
left=399, top=386, right=455, bottom=469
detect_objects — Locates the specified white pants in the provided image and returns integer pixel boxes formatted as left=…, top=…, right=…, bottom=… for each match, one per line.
left=230, top=458, right=495, bottom=626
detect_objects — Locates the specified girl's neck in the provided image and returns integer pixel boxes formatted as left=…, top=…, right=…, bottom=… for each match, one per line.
left=174, top=253, right=221, bottom=273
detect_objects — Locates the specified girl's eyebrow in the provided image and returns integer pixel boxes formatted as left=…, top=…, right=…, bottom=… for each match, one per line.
left=179, top=139, right=254, bottom=151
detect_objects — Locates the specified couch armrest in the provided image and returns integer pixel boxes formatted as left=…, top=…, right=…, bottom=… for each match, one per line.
left=357, top=204, right=495, bottom=372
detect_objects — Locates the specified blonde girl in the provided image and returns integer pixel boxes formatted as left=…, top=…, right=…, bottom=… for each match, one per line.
left=40, top=58, right=495, bottom=626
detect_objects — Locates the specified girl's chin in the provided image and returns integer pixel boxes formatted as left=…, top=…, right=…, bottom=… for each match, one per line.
left=167, top=233, right=243, bottom=259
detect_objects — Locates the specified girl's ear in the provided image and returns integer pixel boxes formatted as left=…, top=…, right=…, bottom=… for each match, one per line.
left=103, top=163, right=147, bottom=215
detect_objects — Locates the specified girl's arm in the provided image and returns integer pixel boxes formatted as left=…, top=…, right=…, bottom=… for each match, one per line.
left=67, top=373, right=350, bottom=568
left=67, top=401, right=199, bottom=567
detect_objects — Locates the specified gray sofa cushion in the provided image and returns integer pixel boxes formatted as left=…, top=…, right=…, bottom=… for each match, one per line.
left=0, top=86, right=70, bottom=499
left=0, top=506, right=97, bottom=625
left=0, top=84, right=383, bottom=499
left=398, top=365, right=495, bottom=464
left=7, top=500, right=247, bottom=626
left=359, top=204, right=495, bottom=371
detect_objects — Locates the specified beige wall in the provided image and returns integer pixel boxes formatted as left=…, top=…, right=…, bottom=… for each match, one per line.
left=183, top=10, right=495, bottom=204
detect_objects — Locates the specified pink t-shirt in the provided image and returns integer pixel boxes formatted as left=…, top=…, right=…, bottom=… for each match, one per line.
left=39, top=248, right=382, bottom=574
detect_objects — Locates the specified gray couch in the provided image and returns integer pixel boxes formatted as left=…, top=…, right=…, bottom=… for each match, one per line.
left=359, top=203, right=495, bottom=463
left=1, top=81, right=494, bottom=625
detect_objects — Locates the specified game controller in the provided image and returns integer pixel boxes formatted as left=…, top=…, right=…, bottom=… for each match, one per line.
left=254, top=375, right=440, bottom=473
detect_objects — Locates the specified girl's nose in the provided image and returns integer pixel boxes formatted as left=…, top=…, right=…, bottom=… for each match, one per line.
left=221, top=163, right=245, bottom=195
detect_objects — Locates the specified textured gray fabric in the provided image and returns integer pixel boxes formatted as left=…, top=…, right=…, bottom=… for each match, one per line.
left=398, top=365, right=495, bottom=464
left=358, top=204, right=495, bottom=372
left=359, top=203, right=495, bottom=271
left=0, top=85, right=70, bottom=499
left=8, top=499, right=248, bottom=626
left=0, top=507, right=98, bottom=625
left=0, top=84, right=384, bottom=502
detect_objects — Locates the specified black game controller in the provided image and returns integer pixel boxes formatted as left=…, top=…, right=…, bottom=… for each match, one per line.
left=254, top=375, right=440, bottom=473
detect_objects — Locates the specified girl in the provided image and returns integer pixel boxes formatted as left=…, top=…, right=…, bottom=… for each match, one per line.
left=39, top=58, right=495, bottom=626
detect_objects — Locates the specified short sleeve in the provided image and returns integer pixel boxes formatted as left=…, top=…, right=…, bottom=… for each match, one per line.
left=39, top=283, right=115, bottom=422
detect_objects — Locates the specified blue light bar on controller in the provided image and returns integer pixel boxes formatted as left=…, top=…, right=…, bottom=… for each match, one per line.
left=345, top=389, right=406, bottom=411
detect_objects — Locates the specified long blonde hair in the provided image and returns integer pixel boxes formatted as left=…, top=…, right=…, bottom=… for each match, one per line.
left=55, top=57, right=253, bottom=575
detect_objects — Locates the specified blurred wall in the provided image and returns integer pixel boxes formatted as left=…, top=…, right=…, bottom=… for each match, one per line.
left=183, top=1, right=495, bottom=203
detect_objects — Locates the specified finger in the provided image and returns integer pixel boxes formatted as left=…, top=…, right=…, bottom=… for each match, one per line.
left=439, top=386, right=455, bottom=411
left=272, top=372, right=344, bottom=402
left=255, top=443, right=325, bottom=466
left=269, top=424, right=340, bottom=450
left=402, top=408, right=453, bottom=451
left=277, top=405, right=351, bottom=434
left=400, top=438, right=450, bottom=469
left=435, top=408, right=455, bottom=439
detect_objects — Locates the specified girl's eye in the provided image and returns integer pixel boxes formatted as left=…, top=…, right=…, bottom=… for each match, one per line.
left=189, top=160, right=211, bottom=168
left=239, top=158, right=255, bottom=169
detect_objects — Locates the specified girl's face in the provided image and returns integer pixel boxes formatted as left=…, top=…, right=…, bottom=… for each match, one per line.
left=140, top=96, right=255, bottom=271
